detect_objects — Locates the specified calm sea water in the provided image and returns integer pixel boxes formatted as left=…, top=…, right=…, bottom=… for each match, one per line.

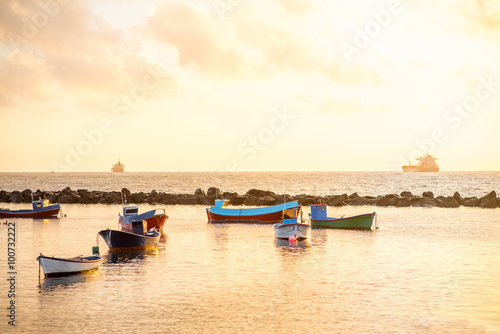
left=0, top=173, right=499, bottom=333
left=0, top=171, right=499, bottom=197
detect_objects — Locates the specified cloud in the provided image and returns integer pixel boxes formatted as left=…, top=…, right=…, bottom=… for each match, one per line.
left=0, top=0, right=180, bottom=110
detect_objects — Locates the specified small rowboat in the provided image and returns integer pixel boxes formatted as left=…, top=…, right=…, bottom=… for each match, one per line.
left=37, top=254, right=101, bottom=277
left=0, top=199, right=61, bottom=218
left=98, top=220, right=160, bottom=252
left=273, top=204, right=311, bottom=240
left=207, top=200, right=301, bottom=224
left=309, top=204, right=378, bottom=230
left=273, top=219, right=311, bottom=240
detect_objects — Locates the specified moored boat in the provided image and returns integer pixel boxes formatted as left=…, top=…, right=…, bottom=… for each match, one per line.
left=119, top=205, right=168, bottom=231
left=37, top=254, right=101, bottom=277
left=207, top=200, right=301, bottom=224
left=0, top=199, right=61, bottom=218
left=98, top=220, right=160, bottom=251
left=273, top=205, right=311, bottom=240
left=273, top=219, right=311, bottom=240
left=309, top=204, right=377, bottom=230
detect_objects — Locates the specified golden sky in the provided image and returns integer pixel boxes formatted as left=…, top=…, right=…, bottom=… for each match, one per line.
left=1, top=0, right=499, bottom=172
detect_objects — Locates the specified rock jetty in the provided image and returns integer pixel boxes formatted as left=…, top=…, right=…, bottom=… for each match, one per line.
left=0, top=188, right=499, bottom=209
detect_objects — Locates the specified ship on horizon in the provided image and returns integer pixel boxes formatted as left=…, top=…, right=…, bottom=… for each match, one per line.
left=111, top=159, right=125, bottom=173
left=402, top=152, right=439, bottom=172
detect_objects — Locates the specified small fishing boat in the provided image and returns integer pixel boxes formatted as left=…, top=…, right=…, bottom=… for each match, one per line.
left=0, top=199, right=61, bottom=218
left=309, top=204, right=377, bottom=230
left=207, top=200, right=301, bottom=224
left=273, top=219, right=311, bottom=240
left=119, top=206, right=168, bottom=232
left=98, top=220, right=160, bottom=251
left=273, top=205, right=311, bottom=240
left=37, top=254, right=101, bottom=277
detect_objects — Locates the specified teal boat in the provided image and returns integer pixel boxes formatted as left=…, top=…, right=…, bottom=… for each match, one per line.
left=309, top=204, right=378, bottom=230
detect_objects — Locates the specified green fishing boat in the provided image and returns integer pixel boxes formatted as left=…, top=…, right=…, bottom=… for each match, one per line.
left=309, top=204, right=378, bottom=230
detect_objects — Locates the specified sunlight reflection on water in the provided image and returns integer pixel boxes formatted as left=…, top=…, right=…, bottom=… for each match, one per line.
left=0, top=204, right=498, bottom=333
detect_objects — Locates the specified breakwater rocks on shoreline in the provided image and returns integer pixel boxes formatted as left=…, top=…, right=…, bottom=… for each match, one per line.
left=1, top=187, right=499, bottom=209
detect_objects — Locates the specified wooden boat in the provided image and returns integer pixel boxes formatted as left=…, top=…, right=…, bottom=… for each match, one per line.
left=0, top=199, right=61, bottom=218
left=309, top=204, right=378, bottom=230
left=37, top=254, right=101, bottom=277
left=119, top=206, right=168, bottom=232
left=207, top=200, right=301, bottom=224
left=273, top=219, right=311, bottom=240
left=98, top=220, right=160, bottom=251
left=273, top=205, right=311, bottom=240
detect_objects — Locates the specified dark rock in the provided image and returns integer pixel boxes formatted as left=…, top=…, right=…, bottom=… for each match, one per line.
left=479, top=198, right=497, bottom=208
left=230, top=195, right=248, bottom=205
left=453, top=192, right=463, bottom=204
left=244, top=196, right=259, bottom=206
left=246, top=189, right=275, bottom=197
left=129, top=192, right=146, bottom=203
left=194, top=188, right=205, bottom=196
left=376, top=197, right=397, bottom=207
left=298, top=196, right=323, bottom=206
left=412, top=198, right=436, bottom=207
left=479, top=191, right=497, bottom=208
left=463, top=197, right=479, bottom=207
left=9, top=191, right=22, bottom=203
left=121, top=188, right=131, bottom=197
left=57, top=194, right=76, bottom=204
left=325, top=195, right=347, bottom=207
left=275, top=194, right=295, bottom=204
left=207, top=187, right=221, bottom=199
left=400, top=191, right=413, bottom=199
left=105, top=192, right=122, bottom=204
left=62, top=187, right=72, bottom=194
left=177, top=195, right=200, bottom=205
left=161, top=194, right=178, bottom=205
left=438, top=197, right=460, bottom=208
left=150, top=190, right=157, bottom=195
left=422, top=191, right=434, bottom=199
left=349, top=197, right=368, bottom=206
left=258, top=196, right=276, bottom=206
left=349, top=192, right=360, bottom=199
left=396, top=199, right=411, bottom=207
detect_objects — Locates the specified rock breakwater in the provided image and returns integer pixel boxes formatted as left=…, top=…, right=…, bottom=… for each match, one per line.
left=1, top=187, right=499, bottom=209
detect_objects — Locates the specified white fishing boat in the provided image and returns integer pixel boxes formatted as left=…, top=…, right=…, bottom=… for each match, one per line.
left=273, top=219, right=311, bottom=240
left=272, top=205, right=311, bottom=240
left=37, top=254, right=101, bottom=277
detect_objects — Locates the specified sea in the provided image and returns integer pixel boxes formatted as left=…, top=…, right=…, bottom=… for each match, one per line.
left=0, top=172, right=499, bottom=333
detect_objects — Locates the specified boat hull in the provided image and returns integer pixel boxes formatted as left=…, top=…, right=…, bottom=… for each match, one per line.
left=0, top=205, right=60, bottom=218
left=273, top=222, right=311, bottom=240
left=310, top=213, right=376, bottom=230
left=207, top=201, right=301, bottom=224
left=37, top=255, right=101, bottom=277
left=120, top=209, right=168, bottom=231
left=98, top=229, right=160, bottom=251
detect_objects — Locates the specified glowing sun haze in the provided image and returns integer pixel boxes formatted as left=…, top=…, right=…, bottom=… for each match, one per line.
left=1, top=0, right=499, bottom=172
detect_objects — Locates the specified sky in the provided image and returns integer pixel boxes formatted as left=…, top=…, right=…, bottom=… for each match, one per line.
left=1, top=0, right=499, bottom=172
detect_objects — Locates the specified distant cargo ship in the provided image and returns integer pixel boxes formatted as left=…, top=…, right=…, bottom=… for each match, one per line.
left=402, top=152, right=439, bottom=172
left=111, top=159, right=125, bottom=173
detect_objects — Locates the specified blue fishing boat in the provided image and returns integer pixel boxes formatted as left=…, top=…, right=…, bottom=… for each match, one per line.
left=206, top=200, right=301, bottom=224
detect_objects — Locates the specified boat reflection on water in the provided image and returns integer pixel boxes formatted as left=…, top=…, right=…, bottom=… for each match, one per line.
left=274, top=237, right=311, bottom=249
left=38, top=269, right=101, bottom=294
left=105, top=247, right=160, bottom=263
